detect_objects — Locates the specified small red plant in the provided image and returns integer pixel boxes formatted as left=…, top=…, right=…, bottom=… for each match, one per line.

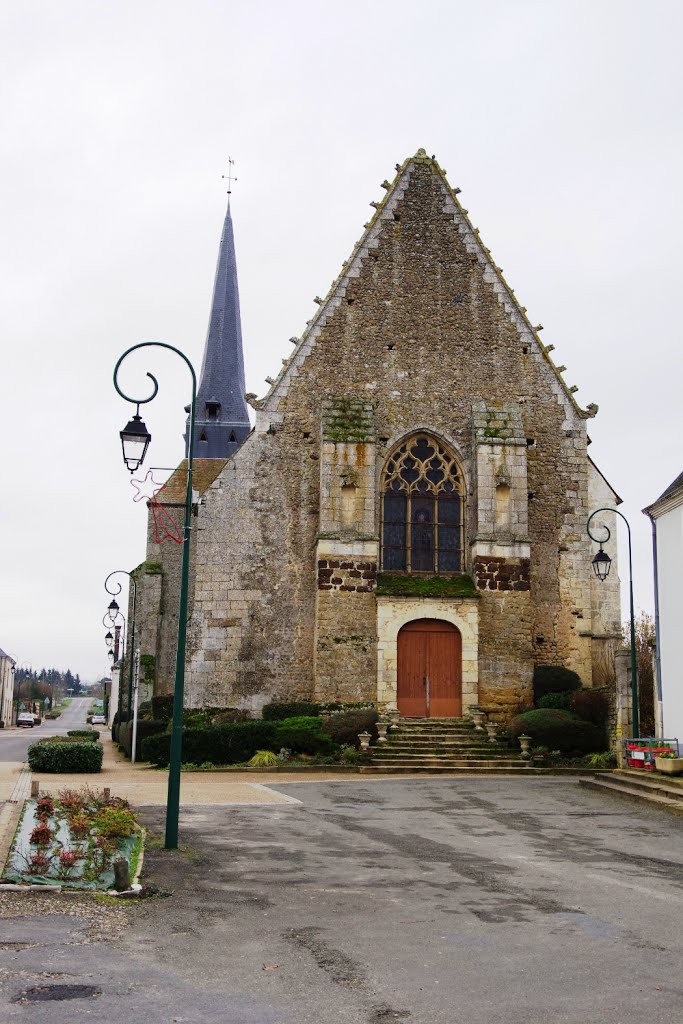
left=95, top=835, right=117, bottom=856
left=30, top=822, right=53, bottom=847
left=35, top=797, right=55, bottom=820
left=68, top=815, right=91, bottom=840
left=56, top=849, right=78, bottom=879
left=28, top=850, right=51, bottom=874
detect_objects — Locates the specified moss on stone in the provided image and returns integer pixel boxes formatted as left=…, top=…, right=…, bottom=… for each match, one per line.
left=375, top=574, right=479, bottom=598
left=144, top=561, right=163, bottom=576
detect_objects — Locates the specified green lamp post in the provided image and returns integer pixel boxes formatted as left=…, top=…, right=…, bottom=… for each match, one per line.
left=587, top=507, right=639, bottom=738
left=114, top=341, right=196, bottom=850
left=105, top=571, right=138, bottom=727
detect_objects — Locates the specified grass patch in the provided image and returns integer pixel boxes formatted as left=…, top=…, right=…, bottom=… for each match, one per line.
left=375, top=573, right=479, bottom=598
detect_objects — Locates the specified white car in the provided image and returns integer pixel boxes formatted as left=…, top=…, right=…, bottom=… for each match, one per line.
left=91, top=714, right=106, bottom=725
left=17, top=713, right=35, bottom=728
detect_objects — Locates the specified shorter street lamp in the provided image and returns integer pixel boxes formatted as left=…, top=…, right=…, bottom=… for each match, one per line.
left=119, top=407, right=152, bottom=473
left=587, top=507, right=639, bottom=738
left=105, top=631, right=114, bottom=648
left=107, top=599, right=120, bottom=623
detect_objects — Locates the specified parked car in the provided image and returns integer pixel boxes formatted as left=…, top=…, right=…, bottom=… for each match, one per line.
left=17, top=713, right=35, bottom=728
left=91, top=714, right=106, bottom=725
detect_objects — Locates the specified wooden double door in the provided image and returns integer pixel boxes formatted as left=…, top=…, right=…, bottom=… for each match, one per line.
left=397, top=619, right=462, bottom=718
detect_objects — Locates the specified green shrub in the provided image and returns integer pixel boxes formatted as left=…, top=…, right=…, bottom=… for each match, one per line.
left=137, top=700, right=153, bottom=720
left=183, top=706, right=251, bottom=728
left=536, top=691, right=572, bottom=711
left=275, top=725, right=338, bottom=756
left=67, top=730, right=100, bottom=741
left=248, top=750, right=279, bottom=767
left=322, top=709, right=379, bottom=747
left=276, top=716, right=323, bottom=733
left=28, top=741, right=103, bottom=773
left=570, top=689, right=609, bottom=726
left=585, top=751, right=617, bottom=769
left=142, top=722, right=279, bottom=767
left=118, top=719, right=167, bottom=760
left=262, top=701, right=321, bottom=721
left=533, top=665, right=582, bottom=702
left=510, top=709, right=604, bottom=754
left=152, top=694, right=174, bottom=721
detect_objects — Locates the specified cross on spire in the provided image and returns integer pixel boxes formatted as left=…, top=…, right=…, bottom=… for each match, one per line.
left=222, top=157, right=237, bottom=205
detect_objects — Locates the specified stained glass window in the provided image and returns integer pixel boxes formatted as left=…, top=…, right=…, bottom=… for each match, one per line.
left=381, top=435, right=464, bottom=573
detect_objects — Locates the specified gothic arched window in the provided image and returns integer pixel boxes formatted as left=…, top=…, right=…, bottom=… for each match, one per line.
left=381, top=434, right=465, bottom=573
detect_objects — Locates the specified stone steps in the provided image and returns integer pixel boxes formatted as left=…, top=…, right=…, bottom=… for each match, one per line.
left=368, top=716, right=520, bottom=772
left=579, top=770, right=683, bottom=814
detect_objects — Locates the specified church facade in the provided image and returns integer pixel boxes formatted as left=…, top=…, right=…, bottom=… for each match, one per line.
left=135, top=149, right=622, bottom=720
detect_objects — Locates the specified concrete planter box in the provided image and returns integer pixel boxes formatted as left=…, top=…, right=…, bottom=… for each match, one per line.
left=655, top=756, right=683, bottom=776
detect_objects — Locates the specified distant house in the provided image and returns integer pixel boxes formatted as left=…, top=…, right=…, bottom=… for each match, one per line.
left=0, top=648, right=15, bottom=727
left=643, top=472, right=683, bottom=742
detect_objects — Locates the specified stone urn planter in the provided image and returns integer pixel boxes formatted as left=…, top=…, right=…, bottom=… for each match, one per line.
left=387, top=709, right=401, bottom=729
left=518, top=734, right=532, bottom=757
left=655, top=756, right=683, bottom=776
left=485, top=722, right=498, bottom=744
left=471, top=709, right=486, bottom=731
left=376, top=721, right=389, bottom=744
left=358, top=731, right=372, bottom=752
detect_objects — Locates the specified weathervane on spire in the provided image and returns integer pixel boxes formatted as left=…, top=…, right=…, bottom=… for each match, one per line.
left=222, top=157, right=237, bottom=207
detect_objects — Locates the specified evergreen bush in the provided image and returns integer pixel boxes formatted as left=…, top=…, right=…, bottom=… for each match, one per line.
left=509, top=709, right=604, bottom=754
left=570, top=688, right=609, bottom=726
left=322, top=709, right=379, bottom=747
left=151, top=694, right=174, bottom=721
left=67, top=730, right=100, bottom=741
left=28, top=740, right=103, bottom=773
left=118, top=719, right=167, bottom=760
left=275, top=716, right=323, bottom=733
left=142, top=722, right=279, bottom=767
left=536, top=691, right=572, bottom=711
left=532, top=665, right=582, bottom=702
left=262, top=701, right=321, bottom=721
left=275, top=725, right=338, bottom=756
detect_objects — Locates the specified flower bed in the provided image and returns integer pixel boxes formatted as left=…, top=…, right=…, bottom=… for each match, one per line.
left=2, top=788, right=141, bottom=889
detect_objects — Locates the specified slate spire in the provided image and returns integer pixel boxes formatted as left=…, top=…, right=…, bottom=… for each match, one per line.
left=185, top=202, right=250, bottom=458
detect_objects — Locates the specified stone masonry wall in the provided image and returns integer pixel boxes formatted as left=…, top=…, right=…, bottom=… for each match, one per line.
left=183, top=153, right=603, bottom=711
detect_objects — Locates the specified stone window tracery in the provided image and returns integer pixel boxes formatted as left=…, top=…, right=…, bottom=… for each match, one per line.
left=381, top=434, right=465, bottom=573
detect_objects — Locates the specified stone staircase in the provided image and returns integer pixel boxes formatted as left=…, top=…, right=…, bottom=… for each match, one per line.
left=362, top=717, right=530, bottom=774
left=579, top=769, right=683, bottom=814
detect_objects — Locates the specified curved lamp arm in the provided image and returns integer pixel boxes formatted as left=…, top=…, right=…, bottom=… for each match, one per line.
left=114, top=341, right=196, bottom=410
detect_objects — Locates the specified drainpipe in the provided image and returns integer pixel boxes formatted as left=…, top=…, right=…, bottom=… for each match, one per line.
left=646, top=513, right=664, bottom=738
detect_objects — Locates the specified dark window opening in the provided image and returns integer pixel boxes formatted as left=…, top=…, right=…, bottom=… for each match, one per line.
left=229, top=432, right=236, bottom=443
left=199, top=432, right=208, bottom=443
left=381, top=433, right=464, bottom=574
left=206, top=402, right=220, bottom=421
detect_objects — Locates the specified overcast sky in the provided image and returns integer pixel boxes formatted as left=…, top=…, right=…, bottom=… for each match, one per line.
left=1, top=1, right=681, bottom=681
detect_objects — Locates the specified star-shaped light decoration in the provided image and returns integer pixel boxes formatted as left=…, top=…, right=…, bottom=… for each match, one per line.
left=130, top=469, right=165, bottom=503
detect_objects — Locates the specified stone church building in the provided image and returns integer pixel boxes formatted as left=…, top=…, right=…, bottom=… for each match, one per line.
left=134, top=148, right=622, bottom=720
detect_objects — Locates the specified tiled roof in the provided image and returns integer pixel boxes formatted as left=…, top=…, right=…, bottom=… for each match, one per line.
left=155, top=459, right=227, bottom=504
left=644, top=469, right=683, bottom=515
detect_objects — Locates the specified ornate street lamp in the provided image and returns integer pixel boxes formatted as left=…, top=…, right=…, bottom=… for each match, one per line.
left=107, top=599, right=120, bottom=623
left=105, top=571, right=138, bottom=730
left=119, top=407, right=152, bottom=473
left=104, top=631, right=114, bottom=648
left=114, top=341, right=197, bottom=850
left=587, top=508, right=639, bottom=737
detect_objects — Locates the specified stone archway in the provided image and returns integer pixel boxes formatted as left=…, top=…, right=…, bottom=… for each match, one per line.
left=397, top=619, right=462, bottom=718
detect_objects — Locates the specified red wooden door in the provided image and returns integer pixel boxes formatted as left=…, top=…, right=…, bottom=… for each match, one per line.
left=397, top=619, right=462, bottom=718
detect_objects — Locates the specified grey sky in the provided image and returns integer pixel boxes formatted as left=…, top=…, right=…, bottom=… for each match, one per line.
left=1, top=1, right=681, bottom=680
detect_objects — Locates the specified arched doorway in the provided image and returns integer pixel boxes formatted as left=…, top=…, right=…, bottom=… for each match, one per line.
left=397, top=619, right=462, bottom=718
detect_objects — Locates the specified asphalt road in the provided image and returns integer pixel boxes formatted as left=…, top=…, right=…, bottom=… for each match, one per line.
left=1, top=777, right=682, bottom=1023
left=0, top=697, right=91, bottom=760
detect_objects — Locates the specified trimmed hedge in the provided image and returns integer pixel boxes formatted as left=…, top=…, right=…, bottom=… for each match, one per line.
left=322, top=710, right=379, bottom=747
left=152, top=694, right=174, bottom=721
left=569, top=688, right=609, bottom=726
left=142, top=722, right=279, bottom=767
left=536, top=691, right=572, bottom=711
left=275, top=725, right=338, bottom=756
left=118, top=719, right=167, bottom=761
left=276, top=716, right=323, bottom=733
left=510, top=709, right=605, bottom=754
left=67, top=730, right=100, bottom=741
left=262, top=701, right=321, bottom=721
left=533, top=665, right=582, bottom=702
left=28, top=740, right=103, bottom=773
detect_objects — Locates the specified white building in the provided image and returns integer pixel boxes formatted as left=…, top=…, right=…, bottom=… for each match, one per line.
left=0, top=647, right=16, bottom=727
left=643, top=471, right=683, bottom=743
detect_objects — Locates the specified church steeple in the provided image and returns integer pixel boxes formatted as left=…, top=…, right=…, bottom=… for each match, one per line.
left=185, top=201, right=250, bottom=458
